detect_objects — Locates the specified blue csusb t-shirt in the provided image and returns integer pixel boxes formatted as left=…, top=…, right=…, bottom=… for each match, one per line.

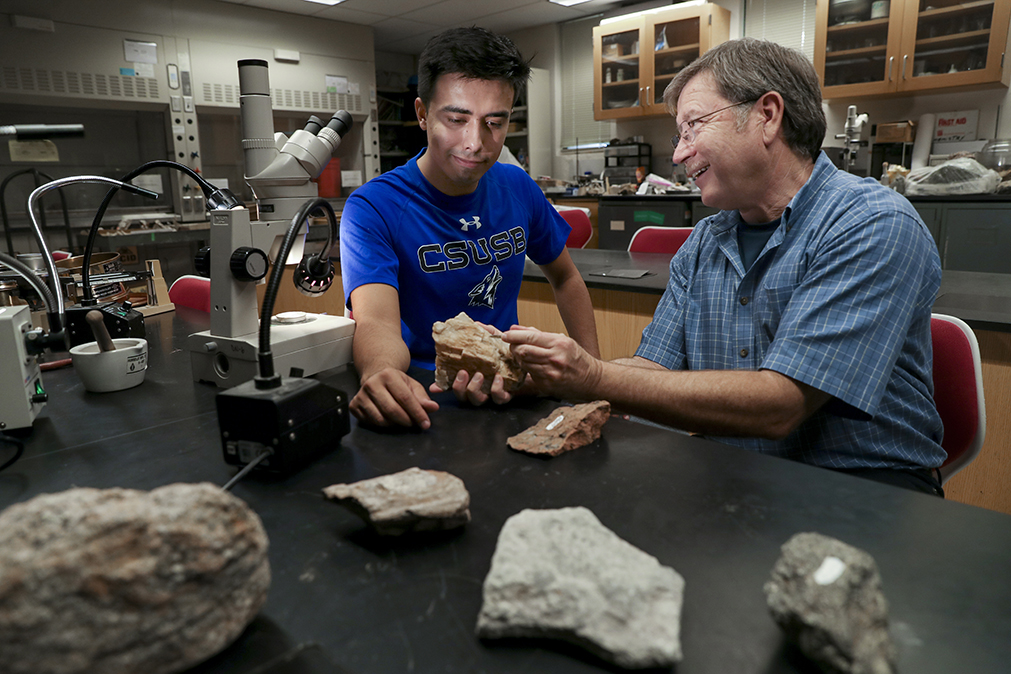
left=636, top=152, right=945, bottom=471
left=339, top=150, right=570, bottom=369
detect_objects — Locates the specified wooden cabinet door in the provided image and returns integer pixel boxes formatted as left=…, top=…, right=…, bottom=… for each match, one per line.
left=896, top=0, right=1011, bottom=93
left=593, top=4, right=731, bottom=121
left=593, top=17, right=647, bottom=120
left=815, top=0, right=908, bottom=98
left=816, top=0, right=1010, bottom=99
left=643, top=5, right=731, bottom=116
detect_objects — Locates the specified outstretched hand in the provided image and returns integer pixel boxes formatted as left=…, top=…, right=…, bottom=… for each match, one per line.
left=502, top=325, right=602, bottom=398
left=351, top=367, right=440, bottom=429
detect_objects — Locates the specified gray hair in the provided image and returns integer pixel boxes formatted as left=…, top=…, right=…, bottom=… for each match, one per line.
left=663, top=38, right=825, bottom=162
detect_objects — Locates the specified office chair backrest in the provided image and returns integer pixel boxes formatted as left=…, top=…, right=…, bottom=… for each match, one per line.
left=628, top=226, right=694, bottom=254
left=168, top=275, right=211, bottom=313
left=931, top=313, right=986, bottom=485
left=557, top=208, right=593, bottom=249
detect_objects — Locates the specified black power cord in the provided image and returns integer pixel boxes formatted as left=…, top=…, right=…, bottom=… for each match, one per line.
left=0, top=433, right=25, bottom=473
left=254, top=196, right=338, bottom=388
left=81, top=160, right=242, bottom=305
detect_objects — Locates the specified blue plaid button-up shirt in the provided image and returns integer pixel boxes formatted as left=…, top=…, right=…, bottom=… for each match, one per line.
left=636, top=152, right=945, bottom=470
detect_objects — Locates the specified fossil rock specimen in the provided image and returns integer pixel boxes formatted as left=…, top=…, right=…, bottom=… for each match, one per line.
left=0, top=483, right=270, bottom=674
left=432, top=312, right=525, bottom=394
left=323, top=467, right=470, bottom=535
left=477, top=507, right=685, bottom=669
left=765, top=532, right=896, bottom=674
left=507, top=400, right=611, bottom=456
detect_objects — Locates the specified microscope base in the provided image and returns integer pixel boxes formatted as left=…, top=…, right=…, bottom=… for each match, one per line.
left=186, top=313, right=355, bottom=388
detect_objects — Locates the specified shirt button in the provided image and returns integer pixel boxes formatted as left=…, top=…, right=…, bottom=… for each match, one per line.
left=740, top=348, right=749, bottom=358
left=740, top=296, right=749, bottom=305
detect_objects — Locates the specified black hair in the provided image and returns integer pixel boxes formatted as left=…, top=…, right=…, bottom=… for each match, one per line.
left=417, top=26, right=532, bottom=106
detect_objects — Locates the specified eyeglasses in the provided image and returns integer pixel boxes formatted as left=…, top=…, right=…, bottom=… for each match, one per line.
left=670, top=100, right=756, bottom=150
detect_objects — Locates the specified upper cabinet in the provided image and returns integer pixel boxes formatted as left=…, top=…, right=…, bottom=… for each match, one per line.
left=593, top=4, right=731, bottom=120
left=815, top=0, right=1011, bottom=99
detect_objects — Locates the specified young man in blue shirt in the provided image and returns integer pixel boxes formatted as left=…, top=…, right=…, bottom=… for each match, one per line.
left=340, top=27, right=599, bottom=430
left=505, top=38, right=945, bottom=496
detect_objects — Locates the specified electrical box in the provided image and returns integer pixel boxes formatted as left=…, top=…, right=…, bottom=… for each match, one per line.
left=0, top=305, right=47, bottom=431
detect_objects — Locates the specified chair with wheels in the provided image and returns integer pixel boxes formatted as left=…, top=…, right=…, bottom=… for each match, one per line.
left=556, top=207, right=593, bottom=249
left=168, top=275, right=211, bottom=313
left=628, top=226, right=694, bottom=254
left=931, top=313, right=986, bottom=485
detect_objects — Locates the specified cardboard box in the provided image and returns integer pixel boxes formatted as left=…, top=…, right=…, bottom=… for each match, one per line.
left=876, top=121, right=917, bottom=143
left=602, top=43, right=623, bottom=58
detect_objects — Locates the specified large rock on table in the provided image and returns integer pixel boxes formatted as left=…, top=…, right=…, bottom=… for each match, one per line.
left=477, top=507, right=685, bottom=669
left=433, top=312, right=525, bottom=394
left=764, top=532, right=896, bottom=674
left=507, top=400, right=611, bottom=456
left=0, top=483, right=270, bottom=674
left=323, top=467, right=471, bottom=536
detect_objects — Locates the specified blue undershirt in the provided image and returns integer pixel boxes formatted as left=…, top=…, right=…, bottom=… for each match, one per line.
left=737, top=218, right=780, bottom=271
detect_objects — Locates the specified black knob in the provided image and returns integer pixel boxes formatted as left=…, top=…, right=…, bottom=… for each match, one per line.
left=31, top=392, right=48, bottom=404
left=230, top=247, right=268, bottom=282
left=194, top=246, right=211, bottom=277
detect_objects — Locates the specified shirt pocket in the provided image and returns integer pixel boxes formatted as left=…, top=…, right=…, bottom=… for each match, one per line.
left=753, top=260, right=803, bottom=341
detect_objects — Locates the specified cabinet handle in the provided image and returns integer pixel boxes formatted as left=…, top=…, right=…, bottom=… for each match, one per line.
left=888, top=56, right=894, bottom=82
left=902, top=54, right=908, bottom=80
left=645, top=85, right=651, bottom=106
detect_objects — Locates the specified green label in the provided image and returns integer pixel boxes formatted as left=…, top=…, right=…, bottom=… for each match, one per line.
left=634, top=211, right=664, bottom=225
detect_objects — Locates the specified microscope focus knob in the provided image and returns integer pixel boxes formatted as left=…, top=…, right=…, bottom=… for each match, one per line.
left=194, top=246, right=211, bottom=277
left=230, top=247, right=269, bottom=282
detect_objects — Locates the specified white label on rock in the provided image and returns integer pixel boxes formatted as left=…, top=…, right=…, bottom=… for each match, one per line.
left=546, top=414, right=565, bottom=431
left=813, top=556, right=847, bottom=585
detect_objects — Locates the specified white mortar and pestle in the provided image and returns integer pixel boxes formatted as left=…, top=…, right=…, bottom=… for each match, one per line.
left=69, top=310, right=148, bottom=392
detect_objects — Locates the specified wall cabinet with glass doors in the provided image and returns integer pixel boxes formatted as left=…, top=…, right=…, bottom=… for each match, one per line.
left=815, top=0, right=1011, bottom=99
left=592, top=3, right=731, bottom=120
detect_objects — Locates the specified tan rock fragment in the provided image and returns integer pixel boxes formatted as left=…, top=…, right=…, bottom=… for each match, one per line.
left=0, top=483, right=270, bottom=674
left=432, top=312, right=525, bottom=394
left=323, top=467, right=471, bottom=535
left=507, top=400, right=611, bottom=456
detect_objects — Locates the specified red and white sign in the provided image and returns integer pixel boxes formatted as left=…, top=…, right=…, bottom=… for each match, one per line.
left=934, top=110, right=979, bottom=143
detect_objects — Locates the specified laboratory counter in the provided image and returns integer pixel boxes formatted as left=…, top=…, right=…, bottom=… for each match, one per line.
left=4, top=310, right=1011, bottom=674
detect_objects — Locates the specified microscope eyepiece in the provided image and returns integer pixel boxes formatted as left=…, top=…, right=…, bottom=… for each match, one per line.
left=326, top=111, right=353, bottom=138
left=304, top=116, right=325, bottom=135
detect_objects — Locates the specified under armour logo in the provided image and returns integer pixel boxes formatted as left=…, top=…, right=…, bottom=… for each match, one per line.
left=468, top=265, right=502, bottom=309
left=459, top=216, right=482, bottom=231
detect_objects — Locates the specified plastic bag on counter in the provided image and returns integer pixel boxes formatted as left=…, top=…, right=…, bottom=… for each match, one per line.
left=902, top=157, right=1000, bottom=196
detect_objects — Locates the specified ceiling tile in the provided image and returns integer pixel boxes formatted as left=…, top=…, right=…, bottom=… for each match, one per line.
left=311, top=5, right=391, bottom=25
left=399, top=0, right=540, bottom=27
left=328, top=0, right=447, bottom=17
left=214, top=0, right=624, bottom=55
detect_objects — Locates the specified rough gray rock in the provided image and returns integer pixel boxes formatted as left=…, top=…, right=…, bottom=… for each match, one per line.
left=476, top=507, right=684, bottom=669
left=0, top=483, right=270, bottom=674
left=507, top=401, right=611, bottom=456
left=764, top=532, right=896, bottom=674
left=323, top=467, right=471, bottom=535
left=433, top=312, right=525, bottom=394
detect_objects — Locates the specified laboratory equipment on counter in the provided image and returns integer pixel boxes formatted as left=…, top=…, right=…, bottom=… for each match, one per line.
left=835, top=105, right=869, bottom=173
left=603, top=143, right=652, bottom=186
left=0, top=176, right=158, bottom=432
left=216, top=197, right=350, bottom=483
left=184, top=59, right=356, bottom=388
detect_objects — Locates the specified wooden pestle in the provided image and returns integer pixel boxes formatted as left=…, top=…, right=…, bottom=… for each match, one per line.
left=85, top=310, right=116, bottom=352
